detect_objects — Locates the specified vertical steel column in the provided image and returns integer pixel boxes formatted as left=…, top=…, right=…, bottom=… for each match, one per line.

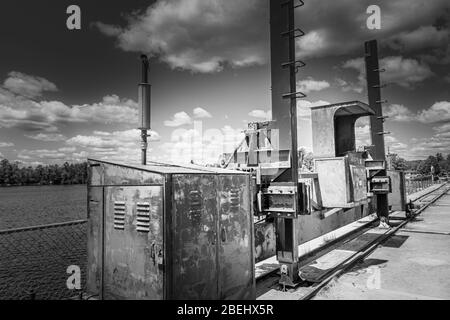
left=365, top=40, right=389, bottom=221
left=270, top=0, right=305, bottom=287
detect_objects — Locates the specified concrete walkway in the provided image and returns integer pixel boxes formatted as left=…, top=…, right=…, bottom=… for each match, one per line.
left=314, top=187, right=450, bottom=300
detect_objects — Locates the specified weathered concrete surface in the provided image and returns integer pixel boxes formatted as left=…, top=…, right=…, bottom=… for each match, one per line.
left=314, top=189, right=450, bottom=300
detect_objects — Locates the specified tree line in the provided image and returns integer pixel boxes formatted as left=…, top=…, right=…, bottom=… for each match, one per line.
left=0, top=152, right=448, bottom=186
left=389, top=152, right=450, bottom=176
left=0, top=159, right=87, bottom=186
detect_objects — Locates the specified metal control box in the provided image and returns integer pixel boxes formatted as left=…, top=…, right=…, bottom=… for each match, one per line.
left=87, top=159, right=255, bottom=300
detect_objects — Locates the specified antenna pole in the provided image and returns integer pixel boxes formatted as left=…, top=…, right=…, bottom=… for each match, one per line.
left=139, top=54, right=151, bottom=165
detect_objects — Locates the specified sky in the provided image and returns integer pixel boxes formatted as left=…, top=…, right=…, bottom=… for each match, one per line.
left=0, top=0, right=449, bottom=166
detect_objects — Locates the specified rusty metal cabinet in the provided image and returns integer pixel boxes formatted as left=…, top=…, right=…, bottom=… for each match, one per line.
left=87, top=160, right=255, bottom=300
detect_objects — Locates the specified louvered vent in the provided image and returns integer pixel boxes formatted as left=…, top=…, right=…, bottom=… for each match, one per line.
left=136, top=202, right=151, bottom=233
left=230, top=188, right=241, bottom=211
left=114, top=201, right=126, bottom=230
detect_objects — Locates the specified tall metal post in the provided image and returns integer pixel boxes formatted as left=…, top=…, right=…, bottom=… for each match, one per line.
left=270, top=0, right=305, bottom=287
left=138, top=55, right=151, bottom=165
left=364, top=40, right=389, bottom=222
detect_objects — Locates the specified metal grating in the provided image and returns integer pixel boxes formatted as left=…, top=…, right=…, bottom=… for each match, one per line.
left=113, top=201, right=126, bottom=230
left=136, top=202, right=151, bottom=233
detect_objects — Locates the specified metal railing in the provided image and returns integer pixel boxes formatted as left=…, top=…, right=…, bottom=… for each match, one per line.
left=405, top=175, right=434, bottom=195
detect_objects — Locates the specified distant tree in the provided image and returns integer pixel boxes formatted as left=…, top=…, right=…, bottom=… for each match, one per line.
left=388, top=153, right=408, bottom=171
left=417, top=155, right=441, bottom=175
left=0, top=159, right=88, bottom=186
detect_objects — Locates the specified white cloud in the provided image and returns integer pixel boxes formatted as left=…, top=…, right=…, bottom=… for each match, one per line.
left=248, top=109, right=270, bottom=120
left=164, top=111, right=192, bottom=127
left=3, top=71, right=57, bottom=98
left=335, top=78, right=363, bottom=94
left=387, top=25, right=450, bottom=52
left=18, top=149, right=68, bottom=161
left=417, top=101, right=450, bottom=124
left=295, top=0, right=448, bottom=60
left=383, top=104, right=415, bottom=122
left=25, top=133, right=67, bottom=142
left=297, top=78, right=330, bottom=94
left=66, top=129, right=160, bottom=164
left=193, top=107, right=212, bottom=118
left=434, top=123, right=450, bottom=133
left=95, top=0, right=268, bottom=73
left=160, top=124, right=244, bottom=165
left=0, top=82, right=138, bottom=132
left=0, top=142, right=14, bottom=148
left=343, top=56, right=434, bottom=88
left=94, top=0, right=448, bottom=71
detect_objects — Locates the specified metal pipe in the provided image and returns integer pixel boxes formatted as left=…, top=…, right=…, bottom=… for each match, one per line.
left=141, top=54, right=149, bottom=83
left=139, top=54, right=150, bottom=165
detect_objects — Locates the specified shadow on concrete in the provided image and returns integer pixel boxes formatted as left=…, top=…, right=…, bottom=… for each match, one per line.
left=381, top=234, right=409, bottom=248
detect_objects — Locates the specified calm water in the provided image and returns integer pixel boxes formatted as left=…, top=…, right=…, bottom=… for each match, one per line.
left=0, top=185, right=87, bottom=229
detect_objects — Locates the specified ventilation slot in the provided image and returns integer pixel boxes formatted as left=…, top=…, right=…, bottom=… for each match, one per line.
left=136, top=202, right=151, bottom=233
left=114, top=201, right=126, bottom=230
left=230, top=188, right=241, bottom=211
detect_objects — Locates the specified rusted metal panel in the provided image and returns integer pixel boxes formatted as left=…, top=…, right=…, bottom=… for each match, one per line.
left=102, top=164, right=164, bottom=186
left=88, top=160, right=165, bottom=186
left=218, top=175, right=255, bottom=300
left=254, top=220, right=276, bottom=263
left=88, top=161, right=103, bottom=186
left=171, top=174, right=218, bottom=300
left=315, top=157, right=350, bottom=207
left=350, top=165, right=367, bottom=202
left=296, top=204, right=370, bottom=244
left=315, top=157, right=368, bottom=207
left=388, top=170, right=406, bottom=211
left=103, top=186, right=164, bottom=300
left=86, top=187, right=103, bottom=296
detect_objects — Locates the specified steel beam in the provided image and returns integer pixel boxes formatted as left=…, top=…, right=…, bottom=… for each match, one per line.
left=364, top=40, right=389, bottom=221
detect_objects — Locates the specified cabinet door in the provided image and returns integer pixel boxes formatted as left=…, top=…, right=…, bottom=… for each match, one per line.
left=103, top=186, right=164, bottom=300
left=172, top=174, right=218, bottom=299
left=218, top=175, right=255, bottom=300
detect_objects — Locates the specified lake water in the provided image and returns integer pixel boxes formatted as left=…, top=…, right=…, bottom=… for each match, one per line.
left=0, top=185, right=87, bottom=230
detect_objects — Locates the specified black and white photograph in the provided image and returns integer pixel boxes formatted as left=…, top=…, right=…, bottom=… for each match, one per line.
left=0, top=0, right=449, bottom=306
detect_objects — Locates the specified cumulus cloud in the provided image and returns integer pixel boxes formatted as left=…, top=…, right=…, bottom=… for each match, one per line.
left=164, top=111, right=192, bottom=127
left=248, top=109, right=270, bottom=120
left=161, top=124, right=244, bottom=164
left=94, top=0, right=448, bottom=72
left=335, top=78, right=364, bottom=94
left=3, top=71, right=57, bottom=98
left=95, top=0, right=268, bottom=73
left=66, top=129, right=161, bottom=164
left=297, top=78, right=330, bottom=94
left=383, top=104, right=415, bottom=122
left=193, top=107, right=212, bottom=118
left=417, top=101, right=450, bottom=124
left=387, top=25, right=450, bottom=52
left=0, top=142, right=14, bottom=148
left=0, top=80, right=138, bottom=132
left=382, top=101, right=450, bottom=126
left=343, top=56, right=434, bottom=88
left=296, top=0, right=449, bottom=60
left=18, top=149, right=69, bottom=161
left=25, top=133, right=67, bottom=142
